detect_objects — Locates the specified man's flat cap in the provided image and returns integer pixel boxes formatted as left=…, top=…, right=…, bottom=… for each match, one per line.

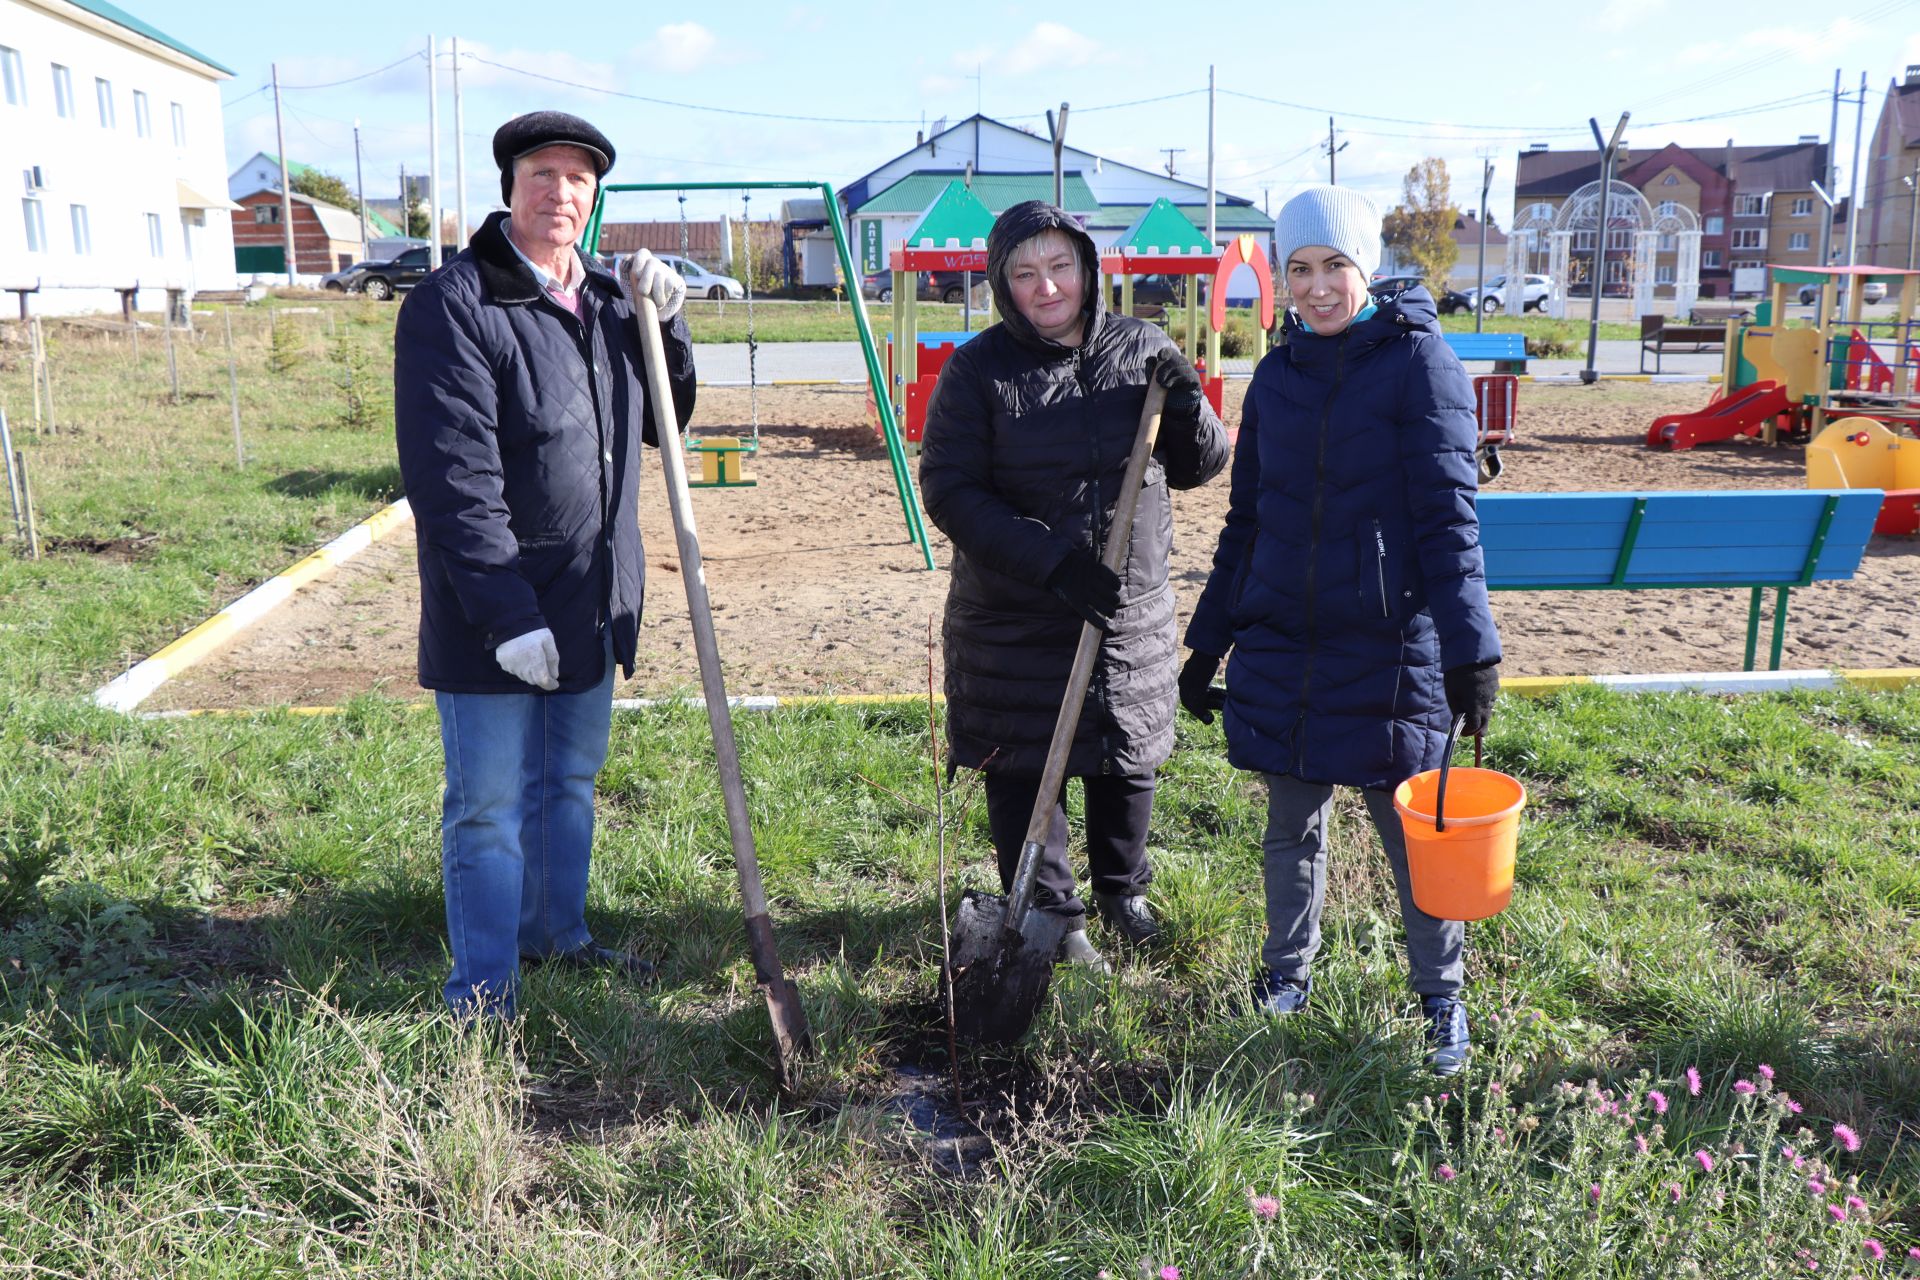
left=491, top=111, right=615, bottom=175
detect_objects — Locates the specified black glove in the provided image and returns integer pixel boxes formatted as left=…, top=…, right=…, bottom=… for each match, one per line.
left=1145, top=349, right=1205, bottom=423
left=1047, top=548, right=1122, bottom=632
left=1178, top=650, right=1227, bottom=724
left=1444, top=661, right=1500, bottom=738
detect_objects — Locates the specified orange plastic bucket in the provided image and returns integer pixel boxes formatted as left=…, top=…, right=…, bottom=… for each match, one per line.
left=1393, top=733, right=1526, bottom=922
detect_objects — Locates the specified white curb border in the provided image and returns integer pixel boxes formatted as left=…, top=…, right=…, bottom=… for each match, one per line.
left=93, top=498, right=414, bottom=715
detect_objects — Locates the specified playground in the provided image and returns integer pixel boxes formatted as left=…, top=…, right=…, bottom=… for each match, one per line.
left=139, top=377, right=1920, bottom=713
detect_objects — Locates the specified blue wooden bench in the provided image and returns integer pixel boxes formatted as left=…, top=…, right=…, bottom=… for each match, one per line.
left=1478, top=489, right=1884, bottom=671
left=1444, top=331, right=1528, bottom=373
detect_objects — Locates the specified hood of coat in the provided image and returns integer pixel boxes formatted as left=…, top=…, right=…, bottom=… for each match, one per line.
left=471, top=210, right=623, bottom=307
left=1280, top=283, right=1440, bottom=371
left=986, top=200, right=1106, bottom=354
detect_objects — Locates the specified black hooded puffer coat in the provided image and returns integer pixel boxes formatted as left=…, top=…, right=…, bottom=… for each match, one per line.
left=919, top=201, right=1230, bottom=776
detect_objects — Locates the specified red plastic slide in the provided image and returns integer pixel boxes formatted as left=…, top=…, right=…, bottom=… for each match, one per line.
left=1645, top=381, right=1793, bottom=451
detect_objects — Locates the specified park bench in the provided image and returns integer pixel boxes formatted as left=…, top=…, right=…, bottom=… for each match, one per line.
left=1640, top=314, right=1730, bottom=373
left=1477, top=488, right=1883, bottom=671
left=1444, top=331, right=1528, bottom=374
left=1687, top=303, right=1751, bottom=325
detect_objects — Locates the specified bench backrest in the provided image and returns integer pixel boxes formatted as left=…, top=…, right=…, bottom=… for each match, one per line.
left=1479, top=489, right=1882, bottom=588
left=1444, top=332, right=1527, bottom=361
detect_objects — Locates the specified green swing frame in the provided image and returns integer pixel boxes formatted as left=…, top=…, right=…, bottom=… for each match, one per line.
left=582, top=181, right=934, bottom=570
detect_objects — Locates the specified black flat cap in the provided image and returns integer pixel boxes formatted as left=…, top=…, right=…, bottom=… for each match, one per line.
left=491, top=111, right=615, bottom=175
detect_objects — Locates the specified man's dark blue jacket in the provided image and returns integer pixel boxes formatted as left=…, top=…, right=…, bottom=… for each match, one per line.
left=1185, top=288, right=1500, bottom=789
left=394, top=211, right=696, bottom=693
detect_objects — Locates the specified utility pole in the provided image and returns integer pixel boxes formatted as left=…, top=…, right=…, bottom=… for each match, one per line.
left=1824, top=69, right=1840, bottom=264
left=1161, top=148, right=1184, bottom=177
left=427, top=33, right=440, bottom=270
left=1583, top=113, right=1629, bottom=385
left=1205, top=65, right=1216, bottom=248
left=1323, top=116, right=1348, bottom=184
left=270, top=64, right=297, bottom=281
left=1844, top=70, right=1866, bottom=267
left=1046, top=103, right=1069, bottom=208
left=452, top=36, right=468, bottom=250
left=1476, top=159, right=1493, bottom=335
left=399, top=163, right=408, bottom=237
left=353, top=119, right=368, bottom=263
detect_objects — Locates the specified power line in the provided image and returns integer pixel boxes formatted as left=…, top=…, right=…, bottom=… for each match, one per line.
left=279, top=50, right=425, bottom=91
left=464, top=55, right=926, bottom=125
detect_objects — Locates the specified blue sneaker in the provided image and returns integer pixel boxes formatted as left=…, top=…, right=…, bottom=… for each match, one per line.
left=1423, top=995, right=1471, bottom=1077
left=1252, top=971, right=1311, bottom=1016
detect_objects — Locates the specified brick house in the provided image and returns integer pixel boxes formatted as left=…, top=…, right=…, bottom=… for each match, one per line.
left=231, top=188, right=364, bottom=276
left=1857, top=65, right=1920, bottom=287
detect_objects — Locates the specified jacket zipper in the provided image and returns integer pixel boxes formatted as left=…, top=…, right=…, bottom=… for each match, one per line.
left=1073, top=344, right=1118, bottom=776
left=1294, top=333, right=1350, bottom=775
left=1372, top=518, right=1389, bottom=619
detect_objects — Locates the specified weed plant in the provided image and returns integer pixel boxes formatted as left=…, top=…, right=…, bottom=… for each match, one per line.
left=0, top=311, right=1917, bottom=1274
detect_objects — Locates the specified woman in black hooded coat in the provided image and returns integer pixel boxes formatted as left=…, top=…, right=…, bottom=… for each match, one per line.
left=919, top=200, right=1229, bottom=968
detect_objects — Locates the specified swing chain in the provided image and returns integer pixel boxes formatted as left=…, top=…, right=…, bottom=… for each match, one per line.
left=742, top=192, right=759, bottom=447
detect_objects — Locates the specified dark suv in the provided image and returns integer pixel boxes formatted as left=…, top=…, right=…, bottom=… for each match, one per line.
left=358, top=246, right=434, bottom=301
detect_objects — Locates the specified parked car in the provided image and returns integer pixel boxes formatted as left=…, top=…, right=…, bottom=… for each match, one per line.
left=606, top=252, right=745, bottom=300
left=858, top=269, right=984, bottom=305
left=861, top=272, right=893, bottom=302
left=1109, top=273, right=1188, bottom=309
left=1436, top=287, right=1473, bottom=315
left=319, top=261, right=377, bottom=293
left=1797, top=280, right=1886, bottom=305
left=1367, top=273, right=1425, bottom=300
left=356, top=247, right=434, bottom=301
left=1463, top=273, right=1554, bottom=314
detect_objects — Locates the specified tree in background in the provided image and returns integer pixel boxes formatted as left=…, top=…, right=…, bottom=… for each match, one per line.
left=289, top=168, right=361, bottom=215
left=1382, top=158, right=1460, bottom=297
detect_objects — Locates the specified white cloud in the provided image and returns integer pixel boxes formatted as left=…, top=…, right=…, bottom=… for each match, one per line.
left=636, top=22, right=722, bottom=74
left=946, top=23, right=1111, bottom=78
left=1596, top=0, right=1666, bottom=32
left=445, top=43, right=617, bottom=96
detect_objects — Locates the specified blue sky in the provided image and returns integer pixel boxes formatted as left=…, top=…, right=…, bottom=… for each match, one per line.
left=172, top=0, right=1920, bottom=229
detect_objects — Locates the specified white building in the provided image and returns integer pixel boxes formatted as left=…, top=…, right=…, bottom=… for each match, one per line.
left=0, top=0, right=239, bottom=317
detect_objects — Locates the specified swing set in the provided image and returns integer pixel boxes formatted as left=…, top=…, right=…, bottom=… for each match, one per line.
left=581, top=180, right=935, bottom=570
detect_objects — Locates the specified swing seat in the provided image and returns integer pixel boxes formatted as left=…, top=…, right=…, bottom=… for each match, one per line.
left=688, top=436, right=756, bottom=488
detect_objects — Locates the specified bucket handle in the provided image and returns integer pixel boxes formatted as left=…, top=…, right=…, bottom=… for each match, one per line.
left=1432, top=718, right=1484, bottom=834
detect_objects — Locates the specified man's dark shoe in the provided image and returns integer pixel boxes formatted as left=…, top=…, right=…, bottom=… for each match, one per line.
left=525, top=944, right=658, bottom=983
left=1423, top=994, right=1471, bottom=1077
left=1094, top=892, right=1162, bottom=945
left=1252, top=970, right=1311, bottom=1016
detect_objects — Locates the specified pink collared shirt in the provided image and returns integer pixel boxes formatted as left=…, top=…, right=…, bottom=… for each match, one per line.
left=502, top=221, right=584, bottom=316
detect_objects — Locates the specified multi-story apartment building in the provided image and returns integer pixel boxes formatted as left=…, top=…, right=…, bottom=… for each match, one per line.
left=1857, top=65, right=1920, bottom=291
left=0, top=0, right=238, bottom=315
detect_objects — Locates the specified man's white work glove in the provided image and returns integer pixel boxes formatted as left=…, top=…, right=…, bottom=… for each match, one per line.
left=495, top=627, right=560, bottom=691
left=622, top=248, right=686, bottom=323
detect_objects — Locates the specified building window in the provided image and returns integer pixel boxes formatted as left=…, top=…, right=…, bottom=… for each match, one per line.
left=1732, top=259, right=1763, bottom=272
left=1704, top=215, right=1724, bottom=235
left=1607, top=228, right=1633, bottom=251
left=1573, top=230, right=1595, bottom=251
left=133, top=89, right=149, bottom=137
left=1791, top=197, right=1812, bottom=217
left=1605, top=259, right=1629, bottom=284
left=1662, top=173, right=1679, bottom=185
left=69, top=203, right=90, bottom=254
left=1656, top=264, right=1675, bottom=284
left=21, top=197, right=45, bottom=252
left=1659, top=233, right=1676, bottom=252
left=1703, top=249, right=1721, bottom=269
left=1, top=46, right=24, bottom=106
left=52, top=63, right=73, bottom=117
left=252, top=204, right=281, bottom=224
left=145, top=212, right=163, bottom=256
left=1733, top=194, right=1767, bottom=217
left=1731, top=227, right=1767, bottom=250
left=170, top=101, right=185, bottom=146
left=1787, top=231, right=1810, bottom=251
left=95, top=77, right=114, bottom=128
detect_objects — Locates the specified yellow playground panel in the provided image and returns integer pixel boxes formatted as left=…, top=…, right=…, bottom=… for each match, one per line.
left=1806, top=416, right=1920, bottom=535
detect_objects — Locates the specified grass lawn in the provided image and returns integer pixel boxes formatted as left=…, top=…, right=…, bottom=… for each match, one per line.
left=2, top=312, right=1917, bottom=1275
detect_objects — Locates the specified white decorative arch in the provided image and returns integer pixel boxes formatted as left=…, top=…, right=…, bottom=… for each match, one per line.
left=1652, top=200, right=1703, bottom=317
left=1503, top=203, right=1558, bottom=315
left=1552, top=182, right=1655, bottom=317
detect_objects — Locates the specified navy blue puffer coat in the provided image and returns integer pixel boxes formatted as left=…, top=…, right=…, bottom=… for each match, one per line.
left=394, top=211, right=696, bottom=694
left=1184, top=288, right=1500, bottom=789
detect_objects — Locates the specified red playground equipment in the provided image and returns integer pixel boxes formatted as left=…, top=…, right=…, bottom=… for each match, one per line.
left=882, top=181, right=995, bottom=447
left=1646, top=381, right=1796, bottom=451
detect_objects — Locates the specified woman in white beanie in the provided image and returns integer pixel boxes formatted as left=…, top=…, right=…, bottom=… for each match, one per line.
left=1180, top=185, right=1503, bottom=1076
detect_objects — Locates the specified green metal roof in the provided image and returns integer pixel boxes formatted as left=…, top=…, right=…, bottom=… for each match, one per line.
left=62, top=0, right=234, bottom=76
left=365, top=207, right=404, bottom=238
left=1089, top=202, right=1271, bottom=232
left=262, top=154, right=318, bottom=181
left=903, top=181, right=996, bottom=249
left=859, top=171, right=1100, bottom=216
left=1110, top=198, right=1213, bottom=254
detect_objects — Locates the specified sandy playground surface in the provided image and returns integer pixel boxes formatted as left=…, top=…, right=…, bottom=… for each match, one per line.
left=144, top=380, right=1920, bottom=713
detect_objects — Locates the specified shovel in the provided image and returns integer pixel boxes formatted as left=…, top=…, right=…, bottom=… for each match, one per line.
left=947, top=381, right=1169, bottom=1045
left=632, top=296, right=812, bottom=1084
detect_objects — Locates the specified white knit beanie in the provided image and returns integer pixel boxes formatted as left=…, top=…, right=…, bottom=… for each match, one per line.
left=1274, top=185, right=1383, bottom=280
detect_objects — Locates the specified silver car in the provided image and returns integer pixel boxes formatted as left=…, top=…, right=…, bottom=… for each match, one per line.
left=611, top=252, right=746, bottom=300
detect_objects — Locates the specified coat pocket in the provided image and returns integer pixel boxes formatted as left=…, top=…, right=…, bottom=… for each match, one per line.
left=1358, top=518, right=1390, bottom=619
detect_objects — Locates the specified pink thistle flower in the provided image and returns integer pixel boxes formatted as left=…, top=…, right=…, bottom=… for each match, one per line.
left=1844, top=1195, right=1865, bottom=1212
left=1808, top=1177, right=1826, bottom=1195
left=1733, top=1079, right=1757, bottom=1095
left=1439, top=1093, right=1449, bottom=1103
left=1685, top=1067, right=1702, bottom=1096
left=1908, top=1245, right=1920, bottom=1260
left=1588, top=1183, right=1602, bottom=1202
left=1634, top=1134, right=1650, bottom=1155
left=1648, top=1089, right=1669, bottom=1115
left=1667, top=1182, right=1683, bottom=1203
left=1863, top=1239, right=1885, bottom=1261
left=1248, top=1194, right=1280, bottom=1221
left=1488, top=1081, right=1502, bottom=1094
left=1787, top=1099, right=1803, bottom=1114
left=1827, top=1203, right=1847, bottom=1222
left=1781, top=1144, right=1797, bottom=1162
left=1098, top=1272, right=1111, bottom=1279
left=1694, top=1149, right=1715, bottom=1173
left=1832, top=1123, right=1860, bottom=1153
left=1492, top=1126, right=1506, bottom=1142
left=1159, top=1268, right=1181, bottom=1280
left=1757, top=1063, right=1775, bottom=1081
left=1435, top=1164, right=1457, bottom=1182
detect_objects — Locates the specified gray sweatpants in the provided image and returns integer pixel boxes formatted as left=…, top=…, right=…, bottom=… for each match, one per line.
left=1260, top=772, right=1464, bottom=998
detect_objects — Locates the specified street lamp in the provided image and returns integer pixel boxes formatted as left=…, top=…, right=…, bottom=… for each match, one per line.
left=1582, top=112, right=1630, bottom=386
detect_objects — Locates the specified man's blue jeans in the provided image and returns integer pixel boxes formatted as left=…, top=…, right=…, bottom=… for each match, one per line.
left=434, top=644, right=615, bottom=1015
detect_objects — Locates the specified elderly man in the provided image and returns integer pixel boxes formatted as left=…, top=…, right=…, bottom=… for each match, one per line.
left=394, top=110, right=695, bottom=1016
